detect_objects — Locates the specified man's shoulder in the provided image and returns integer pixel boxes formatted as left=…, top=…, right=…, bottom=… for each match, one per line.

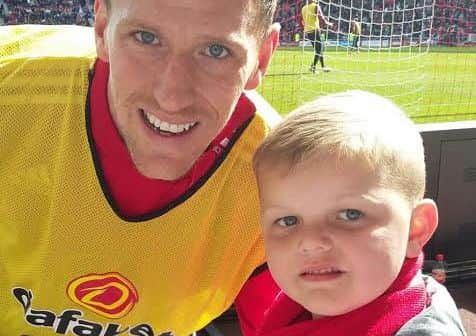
left=396, top=276, right=467, bottom=336
left=0, top=24, right=96, bottom=61
left=225, top=91, right=280, bottom=161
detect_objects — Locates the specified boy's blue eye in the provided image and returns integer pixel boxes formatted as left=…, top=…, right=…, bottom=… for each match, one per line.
left=276, top=216, right=298, bottom=227
left=205, top=44, right=229, bottom=58
left=135, top=31, right=159, bottom=45
left=338, top=209, right=363, bottom=221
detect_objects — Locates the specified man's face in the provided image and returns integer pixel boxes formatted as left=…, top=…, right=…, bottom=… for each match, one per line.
left=95, top=0, right=277, bottom=179
left=258, top=159, right=414, bottom=317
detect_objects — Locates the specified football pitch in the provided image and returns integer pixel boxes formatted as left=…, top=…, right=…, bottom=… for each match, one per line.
left=259, top=46, right=476, bottom=123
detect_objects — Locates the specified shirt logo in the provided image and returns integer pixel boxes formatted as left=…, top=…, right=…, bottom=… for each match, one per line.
left=12, top=286, right=173, bottom=335
left=67, top=272, right=139, bottom=319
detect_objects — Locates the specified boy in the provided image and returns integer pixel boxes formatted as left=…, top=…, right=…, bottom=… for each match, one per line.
left=236, top=90, right=466, bottom=335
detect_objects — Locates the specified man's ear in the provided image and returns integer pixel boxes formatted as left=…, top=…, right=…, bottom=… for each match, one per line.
left=406, top=199, right=439, bottom=258
left=245, top=23, right=281, bottom=90
left=94, top=0, right=110, bottom=62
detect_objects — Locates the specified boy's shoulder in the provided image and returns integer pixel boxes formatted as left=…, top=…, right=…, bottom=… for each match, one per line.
left=395, top=276, right=467, bottom=336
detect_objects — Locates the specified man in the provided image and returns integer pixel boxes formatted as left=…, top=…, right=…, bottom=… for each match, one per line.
left=349, top=18, right=362, bottom=54
left=0, top=0, right=279, bottom=335
left=301, top=0, right=333, bottom=73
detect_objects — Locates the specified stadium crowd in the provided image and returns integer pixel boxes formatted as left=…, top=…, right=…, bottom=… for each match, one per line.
left=433, top=0, right=475, bottom=45
left=0, top=0, right=474, bottom=44
left=0, top=0, right=94, bottom=26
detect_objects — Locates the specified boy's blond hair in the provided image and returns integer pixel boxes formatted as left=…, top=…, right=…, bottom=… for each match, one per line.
left=253, top=90, right=426, bottom=204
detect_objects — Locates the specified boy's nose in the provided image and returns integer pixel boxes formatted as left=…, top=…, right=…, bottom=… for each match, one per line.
left=297, top=228, right=333, bottom=255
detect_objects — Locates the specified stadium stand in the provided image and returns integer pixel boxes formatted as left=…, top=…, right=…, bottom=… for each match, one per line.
left=0, top=0, right=94, bottom=26
left=1, top=0, right=472, bottom=46
left=433, top=0, right=476, bottom=45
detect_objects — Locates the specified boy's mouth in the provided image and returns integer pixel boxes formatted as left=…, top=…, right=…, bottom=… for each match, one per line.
left=140, top=108, right=198, bottom=136
left=300, top=266, right=344, bottom=281
left=301, top=267, right=342, bottom=276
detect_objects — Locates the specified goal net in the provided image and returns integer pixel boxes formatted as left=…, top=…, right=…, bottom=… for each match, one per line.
left=260, top=0, right=476, bottom=122
left=261, top=0, right=435, bottom=115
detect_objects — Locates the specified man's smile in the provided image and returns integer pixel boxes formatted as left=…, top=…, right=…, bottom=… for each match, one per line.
left=140, top=108, right=199, bottom=136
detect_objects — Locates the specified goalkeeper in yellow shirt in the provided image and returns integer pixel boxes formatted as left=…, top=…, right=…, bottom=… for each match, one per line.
left=301, top=0, right=334, bottom=73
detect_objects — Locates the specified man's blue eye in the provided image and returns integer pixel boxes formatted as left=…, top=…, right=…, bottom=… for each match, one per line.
left=206, top=44, right=229, bottom=58
left=338, top=209, right=363, bottom=221
left=276, top=216, right=298, bottom=227
left=135, top=31, right=158, bottom=45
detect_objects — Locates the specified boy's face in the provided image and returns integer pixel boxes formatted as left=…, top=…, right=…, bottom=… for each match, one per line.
left=258, top=158, right=415, bottom=317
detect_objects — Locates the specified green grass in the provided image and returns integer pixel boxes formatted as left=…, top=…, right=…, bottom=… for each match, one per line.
left=258, top=46, right=476, bottom=123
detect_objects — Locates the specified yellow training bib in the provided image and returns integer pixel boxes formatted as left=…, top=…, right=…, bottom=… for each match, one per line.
left=0, top=25, right=269, bottom=336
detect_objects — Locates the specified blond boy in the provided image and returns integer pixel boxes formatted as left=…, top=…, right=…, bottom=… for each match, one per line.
left=236, top=90, right=466, bottom=336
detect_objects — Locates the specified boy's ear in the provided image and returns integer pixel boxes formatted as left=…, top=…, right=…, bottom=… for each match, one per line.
left=94, top=0, right=110, bottom=62
left=406, top=199, right=439, bottom=258
left=245, top=23, right=281, bottom=90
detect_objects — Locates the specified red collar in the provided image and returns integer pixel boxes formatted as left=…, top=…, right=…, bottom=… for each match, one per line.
left=89, top=59, right=256, bottom=219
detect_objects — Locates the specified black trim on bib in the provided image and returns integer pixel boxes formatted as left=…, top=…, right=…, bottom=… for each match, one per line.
left=85, top=68, right=254, bottom=223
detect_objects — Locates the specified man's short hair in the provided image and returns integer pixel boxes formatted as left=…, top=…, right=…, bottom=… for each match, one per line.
left=253, top=90, right=426, bottom=205
left=103, top=0, right=277, bottom=40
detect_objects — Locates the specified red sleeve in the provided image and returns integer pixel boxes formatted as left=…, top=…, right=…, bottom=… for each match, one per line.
left=235, top=266, right=312, bottom=335
left=235, top=267, right=282, bottom=336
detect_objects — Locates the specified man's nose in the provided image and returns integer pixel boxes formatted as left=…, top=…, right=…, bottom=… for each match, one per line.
left=297, top=225, right=333, bottom=255
left=152, top=55, right=196, bottom=113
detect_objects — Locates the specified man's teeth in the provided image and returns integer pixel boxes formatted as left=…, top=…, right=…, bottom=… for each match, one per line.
left=143, top=110, right=196, bottom=134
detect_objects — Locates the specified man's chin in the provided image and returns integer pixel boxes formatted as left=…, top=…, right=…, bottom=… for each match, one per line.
left=131, top=154, right=196, bottom=181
